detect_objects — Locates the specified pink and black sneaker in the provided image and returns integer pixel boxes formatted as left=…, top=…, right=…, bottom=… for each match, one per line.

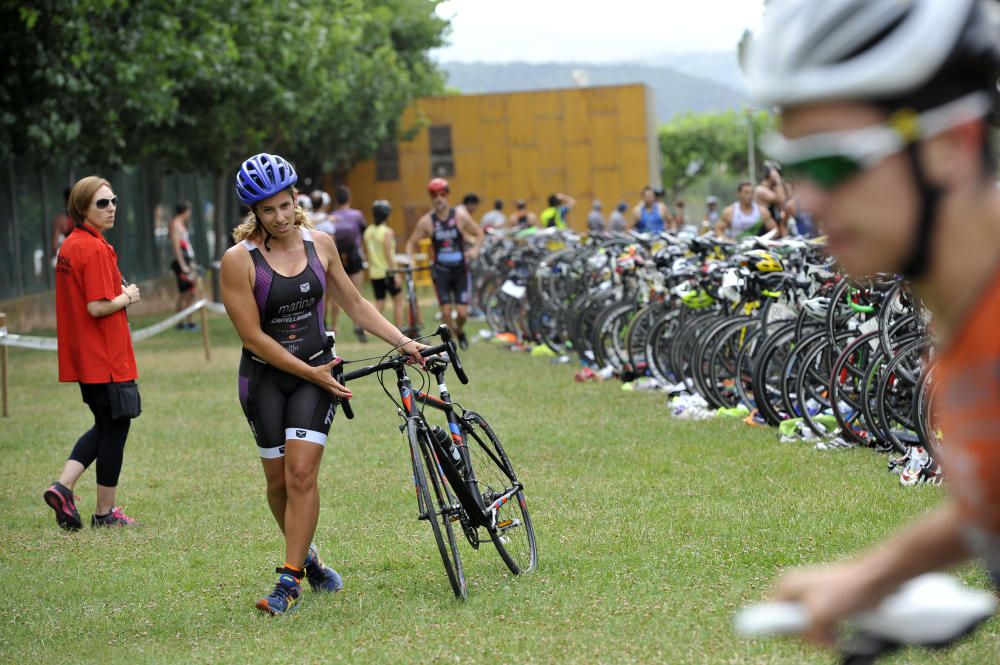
left=91, top=506, right=139, bottom=528
left=43, top=482, right=83, bottom=531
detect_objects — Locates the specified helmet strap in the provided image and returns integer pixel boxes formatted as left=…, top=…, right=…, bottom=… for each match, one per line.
left=254, top=216, right=274, bottom=252
left=899, top=143, right=943, bottom=280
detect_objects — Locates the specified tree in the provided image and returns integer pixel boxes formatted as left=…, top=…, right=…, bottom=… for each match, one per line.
left=1, top=1, right=186, bottom=168
left=658, top=110, right=774, bottom=196
left=1, top=0, right=450, bottom=260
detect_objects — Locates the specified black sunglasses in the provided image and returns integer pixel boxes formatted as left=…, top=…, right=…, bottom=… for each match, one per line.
left=95, top=196, right=118, bottom=209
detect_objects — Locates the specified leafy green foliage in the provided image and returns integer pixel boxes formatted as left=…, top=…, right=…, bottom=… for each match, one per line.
left=0, top=0, right=448, bottom=172
left=659, top=110, right=774, bottom=194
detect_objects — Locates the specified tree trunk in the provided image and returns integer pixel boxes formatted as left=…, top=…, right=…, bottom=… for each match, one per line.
left=39, top=169, right=52, bottom=289
left=8, top=161, right=23, bottom=297
left=211, top=170, right=229, bottom=302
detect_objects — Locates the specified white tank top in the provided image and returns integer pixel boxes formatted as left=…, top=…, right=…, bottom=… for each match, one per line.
left=731, top=202, right=762, bottom=236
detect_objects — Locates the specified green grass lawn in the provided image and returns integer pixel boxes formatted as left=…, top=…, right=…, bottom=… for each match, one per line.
left=0, top=308, right=996, bottom=664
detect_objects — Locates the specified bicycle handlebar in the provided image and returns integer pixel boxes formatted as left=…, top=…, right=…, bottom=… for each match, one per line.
left=734, top=573, right=996, bottom=660
left=335, top=324, right=468, bottom=420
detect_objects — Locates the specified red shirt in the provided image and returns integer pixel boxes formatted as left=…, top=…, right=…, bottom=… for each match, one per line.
left=935, top=266, right=1000, bottom=534
left=55, top=224, right=138, bottom=383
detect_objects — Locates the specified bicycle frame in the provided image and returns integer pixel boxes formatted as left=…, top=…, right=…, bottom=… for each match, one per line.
left=404, top=362, right=523, bottom=531
left=337, top=324, right=534, bottom=592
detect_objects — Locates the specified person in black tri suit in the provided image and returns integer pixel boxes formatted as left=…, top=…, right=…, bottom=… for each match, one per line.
left=221, top=153, right=426, bottom=616
left=404, top=178, right=483, bottom=350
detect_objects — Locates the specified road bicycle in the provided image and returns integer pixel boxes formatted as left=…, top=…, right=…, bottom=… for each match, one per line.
left=335, top=324, right=537, bottom=598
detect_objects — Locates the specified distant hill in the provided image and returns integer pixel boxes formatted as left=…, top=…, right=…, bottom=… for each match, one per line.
left=645, top=51, right=747, bottom=92
left=441, top=61, right=748, bottom=123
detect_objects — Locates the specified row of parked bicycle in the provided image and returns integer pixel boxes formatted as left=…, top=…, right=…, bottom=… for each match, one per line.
left=471, top=227, right=942, bottom=483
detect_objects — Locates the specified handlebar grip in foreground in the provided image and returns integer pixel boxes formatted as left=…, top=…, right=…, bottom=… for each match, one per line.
left=434, top=324, right=469, bottom=385
left=734, top=602, right=807, bottom=637
left=734, top=573, right=997, bottom=646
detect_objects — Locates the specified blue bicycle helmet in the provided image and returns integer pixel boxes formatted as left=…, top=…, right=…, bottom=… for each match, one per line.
left=235, top=153, right=298, bottom=205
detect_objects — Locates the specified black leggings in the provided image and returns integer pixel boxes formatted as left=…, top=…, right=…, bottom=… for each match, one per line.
left=68, top=383, right=131, bottom=487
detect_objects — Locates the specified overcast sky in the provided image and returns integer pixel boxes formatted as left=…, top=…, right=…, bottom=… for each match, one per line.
left=431, top=0, right=767, bottom=63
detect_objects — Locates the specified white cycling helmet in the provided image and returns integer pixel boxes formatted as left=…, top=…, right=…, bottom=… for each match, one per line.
left=801, top=297, right=831, bottom=322
left=746, top=0, right=1000, bottom=281
left=747, top=0, right=1000, bottom=109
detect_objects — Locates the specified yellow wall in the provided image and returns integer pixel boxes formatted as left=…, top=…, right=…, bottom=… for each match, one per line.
left=344, top=83, right=660, bottom=239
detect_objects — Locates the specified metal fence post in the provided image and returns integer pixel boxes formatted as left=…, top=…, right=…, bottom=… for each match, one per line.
left=1, top=312, right=8, bottom=418
left=197, top=279, right=211, bottom=362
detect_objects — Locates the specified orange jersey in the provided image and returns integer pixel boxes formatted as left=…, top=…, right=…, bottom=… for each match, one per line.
left=55, top=224, right=137, bottom=383
left=935, top=266, right=1000, bottom=536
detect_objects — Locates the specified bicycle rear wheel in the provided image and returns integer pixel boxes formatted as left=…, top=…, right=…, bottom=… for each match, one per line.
left=460, top=411, right=537, bottom=575
left=409, top=422, right=467, bottom=598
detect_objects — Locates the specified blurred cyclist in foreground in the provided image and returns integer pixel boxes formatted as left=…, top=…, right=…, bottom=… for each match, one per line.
left=746, top=0, right=1000, bottom=647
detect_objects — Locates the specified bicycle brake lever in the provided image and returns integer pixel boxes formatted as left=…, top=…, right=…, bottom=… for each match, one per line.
left=331, top=360, right=354, bottom=419
left=436, top=325, right=469, bottom=384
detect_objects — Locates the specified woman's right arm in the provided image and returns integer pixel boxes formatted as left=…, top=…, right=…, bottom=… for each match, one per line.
left=220, top=247, right=349, bottom=397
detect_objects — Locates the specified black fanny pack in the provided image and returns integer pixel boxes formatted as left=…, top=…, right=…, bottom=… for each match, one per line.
left=107, top=381, right=142, bottom=421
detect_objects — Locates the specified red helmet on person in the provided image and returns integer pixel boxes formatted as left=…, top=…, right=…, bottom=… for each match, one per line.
left=428, top=178, right=450, bottom=196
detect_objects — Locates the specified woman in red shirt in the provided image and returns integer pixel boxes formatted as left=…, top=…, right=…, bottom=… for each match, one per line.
left=43, top=176, right=143, bottom=529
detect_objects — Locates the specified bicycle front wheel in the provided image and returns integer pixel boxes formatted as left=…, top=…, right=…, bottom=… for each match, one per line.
left=409, top=422, right=467, bottom=598
left=460, top=411, right=537, bottom=575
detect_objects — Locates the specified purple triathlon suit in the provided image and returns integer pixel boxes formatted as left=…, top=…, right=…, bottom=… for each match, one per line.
left=237, top=229, right=336, bottom=458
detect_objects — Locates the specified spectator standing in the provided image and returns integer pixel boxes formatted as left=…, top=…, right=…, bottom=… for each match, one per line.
left=51, top=187, right=74, bottom=259
left=480, top=199, right=506, bottom=232
left=363, top=200, right=403, bottom=325
left=715, top=181, right=776, bottom=239
left=701, top=196, right=721, bottom=235
left=785, top=191, right=820, bottom=239
left=310, top=190, right=334, bottom=235
left=675, top=200, right=697, bottom=234
left=509, top=199, right=539, bottom=229
left=309, top=189, right=339, bottom=328
left=44, top=176, right=142, bottom=531
left=329, top=185, right=368, bottom=342
left=608, top=201, right=629, bottom=232
left=457, top=193, right=480, bottom=220
left=755, top=160, right=791, bottom=232
left=631, top=186, right=670, bottom=233
left=540, top=193, right=576, bottom=229
left=586, top=200, right=605, bottom=233
left=169, top=200, right=199, bottom=330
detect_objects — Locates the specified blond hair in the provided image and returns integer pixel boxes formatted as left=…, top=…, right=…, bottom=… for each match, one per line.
left=68, top=176, right=112, bottom=225
left=232, top=187, right=314, bottom=244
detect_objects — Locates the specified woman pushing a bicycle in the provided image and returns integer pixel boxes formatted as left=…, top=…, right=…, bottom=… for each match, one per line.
left=219, top=153, right=425, bottom=615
